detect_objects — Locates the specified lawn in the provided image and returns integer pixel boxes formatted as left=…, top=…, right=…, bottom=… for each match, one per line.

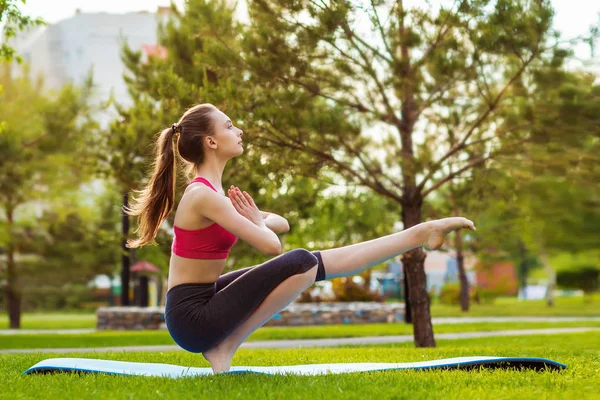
left=429, top=295, right=600, bottom=317
left=2, top=295, right=599, bottom=330
left=2, top=321, right=600, bottom=350
left=0, top=312, right=96, bottom=330
left=2, top=332, right=598, bottom=399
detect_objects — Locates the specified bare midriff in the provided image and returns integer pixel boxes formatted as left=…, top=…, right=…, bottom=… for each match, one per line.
left=166, top=185, right=229, bottom=291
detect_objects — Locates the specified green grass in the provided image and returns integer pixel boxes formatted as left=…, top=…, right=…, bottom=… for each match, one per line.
left=0, top=313, right=96, bottom=330
left=2, top=295, right=599, bottom=330
left=2, top=332, right=598, bottom=399
left=429, top=295, right=600, bottom=317
left=2, top=321, right=599, bottom=350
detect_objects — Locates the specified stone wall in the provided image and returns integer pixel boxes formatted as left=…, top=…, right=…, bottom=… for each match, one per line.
left=96, top=302, right=405, bottom=330
left=97, top=306, right=165, bottom=330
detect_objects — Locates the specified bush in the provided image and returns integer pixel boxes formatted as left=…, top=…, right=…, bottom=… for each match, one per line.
left=439, top=282, right=461, bottom=305
left=20, top=284, right=94, bottom=311
left=557, top=267, right=599, bottom=301
left=330, top=277, right=384, bottom=302
left=438, top=282, right=501, bottom=305
left=473, top=286, right=504, bottom=304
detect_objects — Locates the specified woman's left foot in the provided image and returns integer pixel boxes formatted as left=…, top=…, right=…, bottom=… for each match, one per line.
left=423, top=217, right=476, bottom=250
left=202, top=342, right=235, bottom=374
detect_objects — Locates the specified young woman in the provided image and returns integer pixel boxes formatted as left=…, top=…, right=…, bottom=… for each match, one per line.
left=125, top=103, right=476, bottom=374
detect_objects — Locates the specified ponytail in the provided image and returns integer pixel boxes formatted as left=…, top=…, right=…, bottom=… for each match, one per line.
left=123, top=102, right=217, bottom=248
left=124, top=125, right=177, bottom=248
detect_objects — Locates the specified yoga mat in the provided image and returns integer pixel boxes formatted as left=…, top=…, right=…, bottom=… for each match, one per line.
left=24, top=356, right=566, bottom=377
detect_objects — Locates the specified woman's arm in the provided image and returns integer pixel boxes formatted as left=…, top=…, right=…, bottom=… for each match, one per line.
left=261, top=211, right=290, bottom=233
left=228, top=185, right=290, bottom=233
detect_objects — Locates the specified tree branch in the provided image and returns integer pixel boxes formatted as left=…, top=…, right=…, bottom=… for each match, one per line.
left=416, top=54, right=537, bottom=193
left=369, top=0, right=395, bottom=63
left=336, top=21, right=401, bottom=126
left=414, top=71, right=467, bottom=119
left=277, top=128, right=405, bottom=204
left=409, top=0, right=464, bottom=74
left=22, top=133, right=49, bottom=148
left=337, top=134, right=404, bottom=193
left=422, top=137, right=530, bottom=198
left=282, top=75, right=373, bottom=113
left=422, top=153, right=492, bottom=198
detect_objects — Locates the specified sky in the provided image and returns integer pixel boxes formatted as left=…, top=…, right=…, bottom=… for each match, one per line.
left=18, top=0, right=600, bottom=63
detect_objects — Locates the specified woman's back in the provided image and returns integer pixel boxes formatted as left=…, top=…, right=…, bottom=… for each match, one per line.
left=167, top=179, right=233, bottom=290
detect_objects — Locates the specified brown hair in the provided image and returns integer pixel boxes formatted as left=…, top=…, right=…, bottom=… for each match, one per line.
left=124, top=103, right=219, bottom=248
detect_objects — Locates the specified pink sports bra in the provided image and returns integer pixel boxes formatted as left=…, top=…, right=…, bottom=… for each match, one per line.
left=171, top=177, right=238, bottom=259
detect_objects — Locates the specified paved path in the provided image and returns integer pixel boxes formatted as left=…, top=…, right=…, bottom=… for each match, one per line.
left=1, top=316, right=598, bottom=335
left=431, top=316, right=600, bottom=324
left=0, top=328, right=96, bottom=335
left=1, top=327, right=598, bottom=354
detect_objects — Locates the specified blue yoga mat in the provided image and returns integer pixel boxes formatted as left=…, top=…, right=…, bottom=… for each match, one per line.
left=24, top=356, right=565, bottom=377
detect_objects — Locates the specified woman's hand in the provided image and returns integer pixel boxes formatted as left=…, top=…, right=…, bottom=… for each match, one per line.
left=228, top=185, right=264, bottom=227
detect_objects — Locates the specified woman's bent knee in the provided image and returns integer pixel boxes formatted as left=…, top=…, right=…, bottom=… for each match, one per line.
left=288, top=248, right=319, bottom=274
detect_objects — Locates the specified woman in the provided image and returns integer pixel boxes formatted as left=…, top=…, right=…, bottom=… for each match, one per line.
left=124, top=103, right=476, bottom=374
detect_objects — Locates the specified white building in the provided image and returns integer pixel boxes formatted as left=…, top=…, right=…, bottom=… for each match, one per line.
left=1, top=8, right=172, bottom=264
left=8, top=7, right=170, bottom=126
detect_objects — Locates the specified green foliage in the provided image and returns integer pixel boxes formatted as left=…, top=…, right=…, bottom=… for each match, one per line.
left=556, top=268, right=599, bottom=295
left=0, top=0, right=45, bottom=63
left=105, top=0, right=404, bottom=273
left=0, top=65, right=99, bottom=206
left=103, top=0, right=598, bottom=344
left=329, top=276, right=384, bottom=302
left=19, top=284, right=94, bottom=311
left=438, top=282, right=462, bottom=305
left=0, top=63, right=103, bottom=324
left=437, top=282, right=502, bottom=306
left=551, top=250, right=600, bottom=272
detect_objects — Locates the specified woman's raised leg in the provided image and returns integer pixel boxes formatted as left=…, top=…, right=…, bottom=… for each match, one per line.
left=202, top=217, right=475, bottom=373
left=316, top=217, right=475, bottom=279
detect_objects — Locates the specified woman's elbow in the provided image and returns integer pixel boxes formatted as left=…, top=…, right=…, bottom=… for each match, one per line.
left=266, top=243, right=282, bottom=255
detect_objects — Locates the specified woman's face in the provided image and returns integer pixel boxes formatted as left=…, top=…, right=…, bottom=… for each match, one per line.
left=210, top=110, right=244, bottom=156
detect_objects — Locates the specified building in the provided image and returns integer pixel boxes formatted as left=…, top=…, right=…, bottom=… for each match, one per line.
left=370, top=250, right=477, bottom=299
left=8, top=7, right=171, bottom=126
left=475, top=260, right=519, bottom=296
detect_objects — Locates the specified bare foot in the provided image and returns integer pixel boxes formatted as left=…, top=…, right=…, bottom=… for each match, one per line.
left=423, top=217, right=476, bottom=250
left=202, top=342, right=235, bottom=374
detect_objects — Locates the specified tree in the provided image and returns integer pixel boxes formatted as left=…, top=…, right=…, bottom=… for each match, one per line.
left=106, top=0, right=597, bottom=346
left=554, top=251, right=600, bottom=302
left=470, top=61, right=600, bottom=305
left=97, top=0, right=370, bottom=302
left=0, top=0, right=45, bottom=63
left=234, top=0, right=599, bottom=346
left=0, top=64, right=96, bottom=328
left=426, top=174, right=478, bottom=312
left=429, top=60, right=600, bottom=310
left=95, top=0, right=411, bottom=307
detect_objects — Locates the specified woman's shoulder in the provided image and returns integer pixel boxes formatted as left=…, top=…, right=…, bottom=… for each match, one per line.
left=187, top=181, right=225, bottom=197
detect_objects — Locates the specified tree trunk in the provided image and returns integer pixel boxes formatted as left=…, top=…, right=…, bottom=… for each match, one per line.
left=517, top=241, right=529, bottom=300
left=455, top=229, right=470, bottom=312
left=539, top=246, right=555, bottom=307
left=139, top=275, right=149, bottom=307
left=396, top=0, right=433, bottom=345
left=403, top=268, right=412, bottom=323
left=160, top=276, right=167, bottom=307
left=401, top=199, right=435, bottom=347
left=4, top=204, right=21, bottom=329
left=362, top=269, right=371, bottom=290
left=121, top=191, right=131, bottom=306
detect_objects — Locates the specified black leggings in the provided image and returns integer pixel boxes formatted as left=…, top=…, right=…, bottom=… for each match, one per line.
left=165, top=248, right=326, bottom=353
